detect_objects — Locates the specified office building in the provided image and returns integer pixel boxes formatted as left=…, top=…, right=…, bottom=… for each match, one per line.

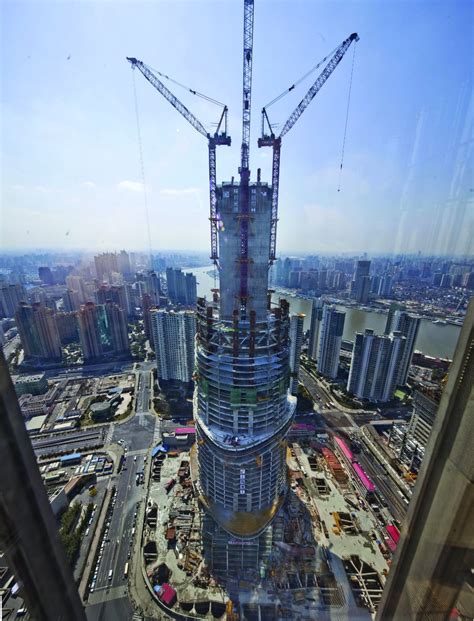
left=317, top=305, right=345, bottom=379
left=308, top=298, right=323, bottom=361
left=0, top=284, right=26, bottom=317
left=385, top=309, right=421, bottom=385
left=166, top=268, right=197, bottom=306
left=15, top=303, right=62, bottom=362
left=77, top=302, right=129, bottom=361
left=351, top=259, right=371, bottom=304
left=150, top=309, right=195, bottom=382
left=194, top=178, right=296, bottom=578
left=289, top=313, right=305, bottom=395
left=347, top=329, right=406, bottom=402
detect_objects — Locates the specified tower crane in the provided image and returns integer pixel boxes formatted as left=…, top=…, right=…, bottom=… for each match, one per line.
left=126, top=57, right=231, bottom=266
left=258, top=32, right=359, bottom=263
left=238, top=0, right=255, bottom=316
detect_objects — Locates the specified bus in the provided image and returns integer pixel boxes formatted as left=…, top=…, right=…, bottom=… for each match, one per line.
left=124, top=562, right=129, bottom=579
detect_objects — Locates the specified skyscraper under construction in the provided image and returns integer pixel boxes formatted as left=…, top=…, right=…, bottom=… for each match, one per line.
left=193, top=179, right=296, bottom=574
left=128, top=0, right=358, bottom=578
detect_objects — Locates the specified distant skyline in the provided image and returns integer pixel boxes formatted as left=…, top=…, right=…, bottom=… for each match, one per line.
left=2, top=1, right=473, bottom=256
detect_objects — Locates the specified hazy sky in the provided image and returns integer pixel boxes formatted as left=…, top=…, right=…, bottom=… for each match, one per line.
left=2, top=0, right=473, bottom=256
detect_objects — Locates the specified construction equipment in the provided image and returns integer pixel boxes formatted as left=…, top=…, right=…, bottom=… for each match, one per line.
left=258, top=32, right=359, bottom=263
left=126, top=57, right=231, bottom=266
left=237, top=0, right=255, bottom=317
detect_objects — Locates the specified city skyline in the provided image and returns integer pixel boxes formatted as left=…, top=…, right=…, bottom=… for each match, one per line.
left=2, top=1, right=473, bottom=256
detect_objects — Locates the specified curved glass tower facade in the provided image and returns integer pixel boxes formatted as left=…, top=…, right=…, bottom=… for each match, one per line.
left=193, top=179, right=296, bottom=575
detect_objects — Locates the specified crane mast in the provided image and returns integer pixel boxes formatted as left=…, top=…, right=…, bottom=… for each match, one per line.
left=126, top=57, right=230, bottom=266
left=238, top=0, right=255, bottom=317
left=259, top=32, right=359, bottom=263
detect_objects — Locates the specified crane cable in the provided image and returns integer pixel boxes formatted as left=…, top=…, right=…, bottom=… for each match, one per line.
left=131, top=68, right=153, bottom=263
left=338, top=42, right=357, bottom=192
left=144, top=63, right=226, bottom=108
left=264, top=43, right=340, bottom=110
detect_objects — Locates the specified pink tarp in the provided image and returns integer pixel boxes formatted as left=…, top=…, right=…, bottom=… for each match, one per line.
left=334, top=436, right=354, bottom=462
left=174, top=427, right=195, bottom=435
left=386, top=524, right=400, bottom=543
left=352, top=462, right=376, bottom=492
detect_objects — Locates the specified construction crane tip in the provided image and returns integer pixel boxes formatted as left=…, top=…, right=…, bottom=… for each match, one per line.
left=126, top=57, right=138, bottom=65
left=350, top=33, right=360, bottom=42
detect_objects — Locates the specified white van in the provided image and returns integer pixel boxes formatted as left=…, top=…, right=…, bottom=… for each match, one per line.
left=108, top=569, right=113, bottom=581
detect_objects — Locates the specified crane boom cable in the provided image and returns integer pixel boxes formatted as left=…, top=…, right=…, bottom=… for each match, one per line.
left=338, top=41, right=357, bottom=192
left=143, top=62, right=226, bottom=107
left=264, top=43, right=340, bottom=110
left=131, top=69, right=153, bottom=263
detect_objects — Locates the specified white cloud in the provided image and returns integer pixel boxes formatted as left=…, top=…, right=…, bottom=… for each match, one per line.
left=82, top=181, right=96, bottom=189
left=160, top=187, right=200, bottom=197
left=117, top=180, right=145, bottom=192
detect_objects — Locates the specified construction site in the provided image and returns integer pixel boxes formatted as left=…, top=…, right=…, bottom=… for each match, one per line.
left=137, top=432, right=390, bottom=620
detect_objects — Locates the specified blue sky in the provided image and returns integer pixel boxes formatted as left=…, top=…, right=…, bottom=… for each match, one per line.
left=2, top=0, right=473, bottom=256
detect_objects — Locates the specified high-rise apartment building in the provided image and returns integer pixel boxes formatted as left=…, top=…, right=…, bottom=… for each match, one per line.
left=388, top=388, right=440, bottom=473
left=289, top=313, right=305, bottom=395
left=378, top=273, right=393, bottom=298
left=38, top=266, right=54, bottom=285
left=65, top=275, right=87, bottom=304
left=62, top=289, right=81, bottom=312
left=166, top=268, right=197, bottom=306
left=0, top=283, right=26, bottom=317
left=145, top=270, right=161, bottom=304
left=385, top=309, right=420, bottom=385
left=308, top=298, right=323, bottom=361
left=194, top=179, right=296, bottom=577
left=117, top=250, right=132, bottom=279
left=150, top=309, right=195, bottom=382
left=317, top=305, right=345, bottom=379
left=347, top=329, right=406, bottom=402
left=77, top=302, right=129, bottom=361
left=96, top=284, right=132, bottom=317
left=55, top=311, right=79, bottom=345
left=351, top=259, right=371, bottom=303
left=94, top=252, right=119, bottom=282
left=15, top=302, right=62, bottom=362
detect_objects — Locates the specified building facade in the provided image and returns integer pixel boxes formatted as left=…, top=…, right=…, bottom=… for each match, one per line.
left=317, top=305, right=345, bottom=379
left=151, top=309, right=195, bottom=382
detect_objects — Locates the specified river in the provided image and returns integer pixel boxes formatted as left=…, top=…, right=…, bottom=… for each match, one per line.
left=187, top=266, right=461, bottom=360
